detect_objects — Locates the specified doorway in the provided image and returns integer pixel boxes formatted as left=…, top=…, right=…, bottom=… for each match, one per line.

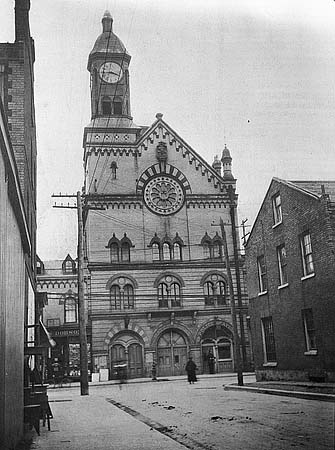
left=157, top=329, right=188, bottom=376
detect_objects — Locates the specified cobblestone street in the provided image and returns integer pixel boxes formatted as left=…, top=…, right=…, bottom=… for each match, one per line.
left=30, top=375, right=334, bottom=450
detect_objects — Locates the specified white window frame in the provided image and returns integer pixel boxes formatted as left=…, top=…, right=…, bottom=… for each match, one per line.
left=261, top=317, right=277, bottom=365
left=257, top=255, right=268, bottom=294
left=272, top=193, right=282, bottom=227
left=302, top=308, right=317, bottom=355
left=277, top=244, right=288, bottom=287
left=300, top=231, right=314, bottom=278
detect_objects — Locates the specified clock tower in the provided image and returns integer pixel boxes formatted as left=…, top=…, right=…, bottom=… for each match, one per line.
left=83, top=11, right=250, bottom=380
left=87, top=11, right=132, bottom=125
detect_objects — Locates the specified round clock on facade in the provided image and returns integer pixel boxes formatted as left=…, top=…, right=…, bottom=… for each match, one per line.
left=144, top=175, right=185, bottom=215
left=99, top=62, right=123, bottom=83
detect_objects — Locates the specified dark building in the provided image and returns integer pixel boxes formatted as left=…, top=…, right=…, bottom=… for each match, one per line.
left=83, top=12, right=250, bottom=380
left=37, top=256, right=92, bottom=381
left=0, top=1, right=38, bottom=448
left=245, top=178, right=335, bottom=382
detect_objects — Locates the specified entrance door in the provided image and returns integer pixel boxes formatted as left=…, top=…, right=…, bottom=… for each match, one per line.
left=157, top=330, right=188, bottom=376
left=128, top=343, right=143, bottom=378
left=111, top=344, right=126, bottom=379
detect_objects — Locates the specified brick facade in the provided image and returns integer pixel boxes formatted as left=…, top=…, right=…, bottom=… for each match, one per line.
left=246, top=178, right=335, bottom=382
left=83, top=13, right=250, bottom=380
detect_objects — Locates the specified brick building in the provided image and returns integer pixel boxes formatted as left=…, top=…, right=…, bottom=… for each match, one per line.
left=0, top=1, right=38, bottom=448
left=245, top=178, right=335, bottom=382
left=36, top=256, right=92, bottom=381
left=83, top=12, right=250, bottom=379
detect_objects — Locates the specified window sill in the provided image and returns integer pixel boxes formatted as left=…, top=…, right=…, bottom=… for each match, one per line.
left=278, top=283, right=289, bottom=290
left=262, top=362, right=278, bottom=367
left=301, top=273, right=315, bottom=281
left=258, top=291, right=268, bottom=297
left=272, top=221, right=282, bottom=229
left=304, top=350, right=318, bottom=356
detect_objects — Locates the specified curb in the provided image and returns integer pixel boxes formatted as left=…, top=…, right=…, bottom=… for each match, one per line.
left=49, top=373, right=256, bottom=390
left=224, top=384, right=335, bottom=402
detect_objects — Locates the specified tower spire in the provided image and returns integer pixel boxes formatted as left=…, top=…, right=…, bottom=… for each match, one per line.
left=102, top=10, right=113, bottom=33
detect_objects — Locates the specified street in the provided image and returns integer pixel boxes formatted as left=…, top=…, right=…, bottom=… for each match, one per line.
left=30, top=375, right=334, bottom=450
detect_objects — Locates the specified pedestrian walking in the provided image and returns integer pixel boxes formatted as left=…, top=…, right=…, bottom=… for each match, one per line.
left=185, top=356, right=197, bottom=384
left=151, top=360, right=157, bottom=381
left=114, top=362, right=128, bottom=389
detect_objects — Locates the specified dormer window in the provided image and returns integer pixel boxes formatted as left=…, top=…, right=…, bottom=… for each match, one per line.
left=102, top=96, right=112, bottom=115
left=36, top=256, right=45, bottom=275
left=62, top=255, right=76, bottom=274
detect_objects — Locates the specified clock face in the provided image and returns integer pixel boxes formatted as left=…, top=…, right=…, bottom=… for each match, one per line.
left=144, top=175, right=185, bottom=215
left=99, top=62, right=123, bottom=83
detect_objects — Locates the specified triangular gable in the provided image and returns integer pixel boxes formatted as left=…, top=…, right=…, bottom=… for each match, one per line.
left=136, top=117, right=235, bottom=188
left=246, top=177, right=321, bottom=247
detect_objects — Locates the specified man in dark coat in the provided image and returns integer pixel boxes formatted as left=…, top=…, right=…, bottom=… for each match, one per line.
left=185, top=356, right=197, bottom=384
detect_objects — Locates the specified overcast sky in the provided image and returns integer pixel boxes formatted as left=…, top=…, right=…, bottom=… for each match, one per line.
left=2, top=0, right=335, bottom=260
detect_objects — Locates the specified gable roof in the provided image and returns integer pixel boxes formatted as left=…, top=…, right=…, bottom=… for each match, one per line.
left=136, top=117, right=235, bottom=191
left=288, top=180, right=335, bottom=202
left=246, top=177, right=335, bottom=247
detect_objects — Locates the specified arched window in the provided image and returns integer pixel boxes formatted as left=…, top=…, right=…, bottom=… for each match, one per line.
left=102, top=96, right=112, bottom=115
left=163, top=243, right=171, bottom=261
left=64, top=297, right=77, bottom=323
left=110, top=285, right=121, bottom=310
left=216, top=281, right=226, bottom=305
left=152, top=243, right=160, bottom=261
left=204, top=281, right=215, bottom=306
left=123, top=284, right=134, bottom=309
left=158, top=283, right=169, bottom=308
left=62, top=255, right=75, bottom=274
left=113, top=100, right=122, bottom=115
left=173, top=243, right=182, bottom=260
left=110, top=243, right=119, bottom=263
left=203, top=243, right=210, bottom=259
left=170, top=283, right=181, bottom=307
left=213, top=242, right=221, bottom=258
left=121, top=242, right=130, bottom=262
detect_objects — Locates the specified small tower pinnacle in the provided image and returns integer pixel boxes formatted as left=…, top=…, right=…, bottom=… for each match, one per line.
left=221, top=145, right=234, bottom=180
left=102, top=10, right=113, bottom=33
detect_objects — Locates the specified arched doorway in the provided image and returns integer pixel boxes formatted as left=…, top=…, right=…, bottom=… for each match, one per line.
left=110, top=333, right=144, bottom=379
left=201, top=326, right=233, bottom=373
left=157, top=329, right=188, bottom=376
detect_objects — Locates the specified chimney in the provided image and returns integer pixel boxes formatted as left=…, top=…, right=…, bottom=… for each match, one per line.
left=15, top=0, right=31, bottom=42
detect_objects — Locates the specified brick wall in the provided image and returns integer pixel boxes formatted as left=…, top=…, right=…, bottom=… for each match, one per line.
left=246, top=179, right=335, bottom=381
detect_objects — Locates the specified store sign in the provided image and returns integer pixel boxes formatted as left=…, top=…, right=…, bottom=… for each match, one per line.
left=53, top=329, right=79, bottom=337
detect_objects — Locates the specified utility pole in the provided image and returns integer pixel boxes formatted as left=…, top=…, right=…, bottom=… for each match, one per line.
left=52, top=192, right=89, bottom=395
left=219, top=217, right=244, bottom=386
left=77, top=192, right=89, bottom=395
left=228, top=186, right=247, bottom=369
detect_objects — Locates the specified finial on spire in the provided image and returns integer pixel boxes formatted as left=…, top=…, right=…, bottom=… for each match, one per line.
left=102, top=10, right=113, bottom=33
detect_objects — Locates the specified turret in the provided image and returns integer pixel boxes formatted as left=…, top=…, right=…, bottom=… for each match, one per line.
left=221, top=145, right=234, bottom=180
left=212, top=155, right=222, bottom=176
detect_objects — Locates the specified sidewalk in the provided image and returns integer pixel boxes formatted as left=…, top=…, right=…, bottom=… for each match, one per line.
left=25, top=387, right=186, bottom=450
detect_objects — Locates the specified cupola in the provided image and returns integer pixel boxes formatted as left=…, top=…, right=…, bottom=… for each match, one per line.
left=221, top=145, right=234, bottom=180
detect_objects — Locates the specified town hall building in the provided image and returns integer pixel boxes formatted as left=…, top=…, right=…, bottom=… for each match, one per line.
left=83, top=11, right=250, bottom=379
